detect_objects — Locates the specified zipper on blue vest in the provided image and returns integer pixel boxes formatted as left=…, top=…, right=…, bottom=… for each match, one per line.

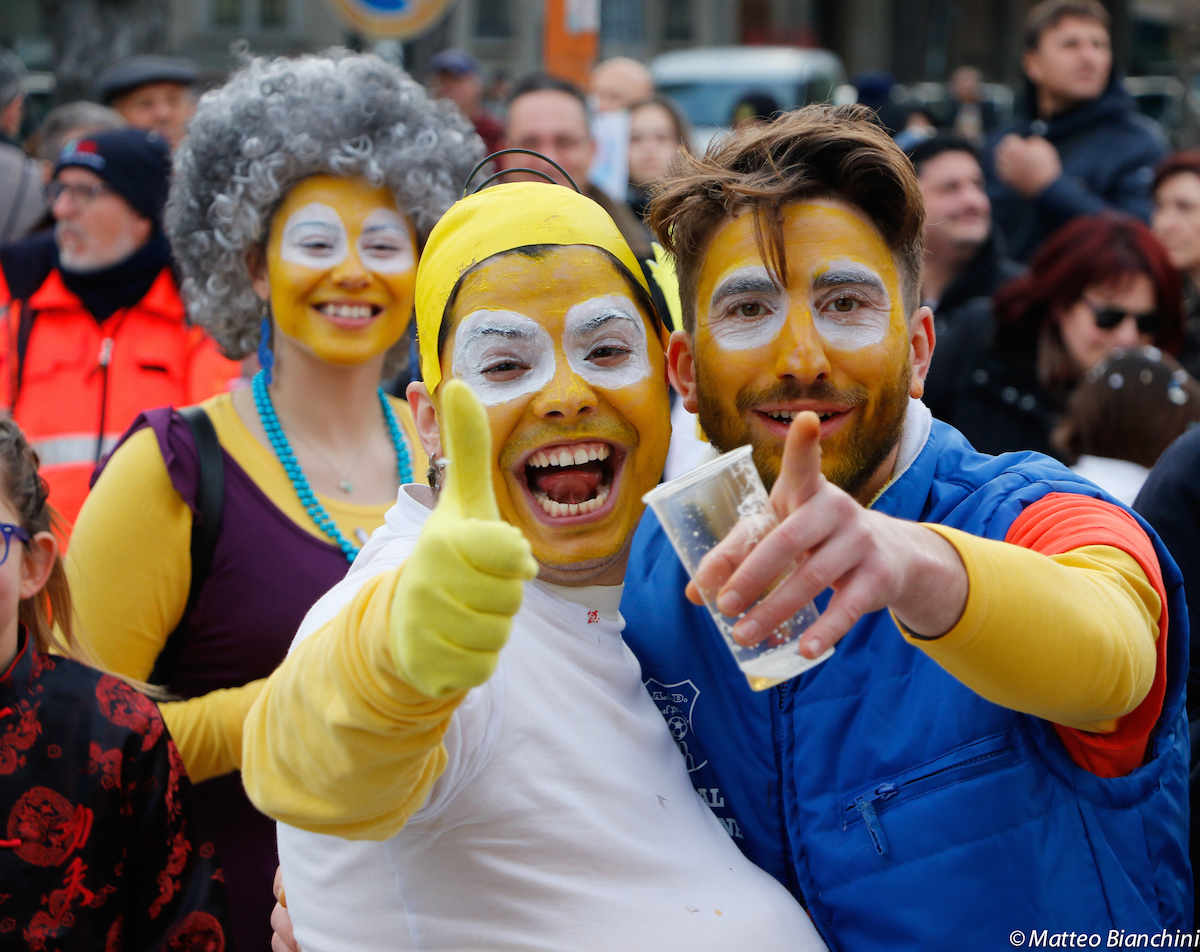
left=842, top=735, right=1018, bottom=858
left=854, top=783, right=898, bottom=855
left=774, top=680, right=807, bottom=910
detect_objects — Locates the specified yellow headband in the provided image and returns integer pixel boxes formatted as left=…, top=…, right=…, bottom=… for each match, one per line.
left=416, top=181, right=663, bottom=391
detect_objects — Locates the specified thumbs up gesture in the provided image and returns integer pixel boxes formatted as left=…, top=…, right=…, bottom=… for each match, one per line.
left=390, top=380, right=539, bottom=698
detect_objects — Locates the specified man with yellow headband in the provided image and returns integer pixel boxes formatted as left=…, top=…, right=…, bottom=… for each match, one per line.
left=241, top=182, right=827, bottom=951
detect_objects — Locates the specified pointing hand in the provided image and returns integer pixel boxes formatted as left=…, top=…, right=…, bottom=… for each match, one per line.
left=688, top=412, right=967, bottom=657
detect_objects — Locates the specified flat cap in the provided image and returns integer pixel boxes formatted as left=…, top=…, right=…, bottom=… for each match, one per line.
left=93, top=55, right=199, bottom=103
left=429, top=49, right=480, bottom=76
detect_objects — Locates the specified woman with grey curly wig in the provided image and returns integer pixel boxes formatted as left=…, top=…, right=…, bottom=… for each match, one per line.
left=66, top=49, right=483, bottom=950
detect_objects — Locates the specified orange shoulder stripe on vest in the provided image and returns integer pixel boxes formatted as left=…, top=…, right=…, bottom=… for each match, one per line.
left=1005, top=492, right=1168, bottom=778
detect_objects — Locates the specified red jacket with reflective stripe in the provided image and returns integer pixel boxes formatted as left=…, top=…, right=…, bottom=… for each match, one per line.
left=0, top=265, right=239, bottom=529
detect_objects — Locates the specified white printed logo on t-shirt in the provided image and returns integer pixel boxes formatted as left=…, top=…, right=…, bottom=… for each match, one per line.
left=645, top=678, right=708, bottom=773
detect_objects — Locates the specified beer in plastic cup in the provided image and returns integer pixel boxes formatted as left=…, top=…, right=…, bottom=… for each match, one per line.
left=643, top=445, right=833, bottom=691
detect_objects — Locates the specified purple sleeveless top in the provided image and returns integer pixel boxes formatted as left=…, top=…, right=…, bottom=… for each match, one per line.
left=98, top=406, right=354, bottom=951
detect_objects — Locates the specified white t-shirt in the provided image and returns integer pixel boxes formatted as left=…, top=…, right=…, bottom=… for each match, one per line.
left=664, top=397, right=714, bottom=482
left=278, top=486, right=826, bottom=952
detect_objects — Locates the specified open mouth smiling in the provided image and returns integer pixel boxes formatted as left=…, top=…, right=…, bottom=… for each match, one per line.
left=754, top=405, right=856, bottom=439
left=518, top=440, right=623, bottom=522
left=314, top=301, right=384, bottom=324
left=763, top=409, right=836, bottom=424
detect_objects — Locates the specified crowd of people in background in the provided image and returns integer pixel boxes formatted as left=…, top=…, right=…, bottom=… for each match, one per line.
left=0, top=0, right=1199, bottom=945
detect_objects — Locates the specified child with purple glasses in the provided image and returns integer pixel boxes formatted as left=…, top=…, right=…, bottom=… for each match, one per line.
left=0, top=417, right=228, bottom=950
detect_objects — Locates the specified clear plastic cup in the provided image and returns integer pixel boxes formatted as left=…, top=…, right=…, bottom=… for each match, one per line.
left=643, top=445, right=834, bottom=690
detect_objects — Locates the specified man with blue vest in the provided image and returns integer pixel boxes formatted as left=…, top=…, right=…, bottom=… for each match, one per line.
left=624, top=102, right=1190, bottom=948
left=266, top=103, right=1190, bottom=951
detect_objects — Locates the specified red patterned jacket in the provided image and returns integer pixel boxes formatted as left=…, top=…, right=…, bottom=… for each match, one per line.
left=0, top=629, right=229, bottom=950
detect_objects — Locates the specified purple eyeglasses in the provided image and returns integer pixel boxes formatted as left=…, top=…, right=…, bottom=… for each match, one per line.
left=0, top=524, right=30, bottom=566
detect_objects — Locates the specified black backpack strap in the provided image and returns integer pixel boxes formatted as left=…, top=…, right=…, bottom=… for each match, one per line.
left=12, top=298, right=34, bottom=406
left=149, top=406, right=225, bottom=688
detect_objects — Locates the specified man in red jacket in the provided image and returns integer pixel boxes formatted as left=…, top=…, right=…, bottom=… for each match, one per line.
left=0, top=128, right=239, bottom=528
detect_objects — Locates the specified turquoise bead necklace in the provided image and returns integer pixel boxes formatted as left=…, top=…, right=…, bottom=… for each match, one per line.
left=252, top=369, right=413, bottom=562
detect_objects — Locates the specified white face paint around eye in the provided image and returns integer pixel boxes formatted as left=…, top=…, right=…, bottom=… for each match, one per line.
left=563, top=295, right=652, bottom=390
left=357, top=208, right=415, bottom=275
left=811, top=260, right=892, bottom=350
left=281, top=203, right=348, bottom=270
left=451, top=310, right=557, bottom=406
left=705, top=266, right=789, bottom=351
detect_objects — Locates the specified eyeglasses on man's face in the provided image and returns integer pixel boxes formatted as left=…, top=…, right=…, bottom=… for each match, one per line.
left=45, top=180, right=113, bottom=207
left=0, top=523, right=30, bottom=567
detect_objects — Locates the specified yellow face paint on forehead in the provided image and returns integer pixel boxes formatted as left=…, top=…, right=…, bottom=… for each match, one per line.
left=698, top=202, right=907, bottom=355
left=415, top=181, right=664, bottom=391
left=691, top=199, right=914, bottom=495
left=438, top=245, right=670, bottom=573
left=267, top=174, right=417, bottom=366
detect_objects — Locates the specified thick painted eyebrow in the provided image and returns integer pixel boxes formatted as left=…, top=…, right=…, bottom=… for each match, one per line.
left=813, top=266, right=886, bottom=295
left=361, top=224, right=405, bottom=234
left=710, top=273, right=780, bottom=305
left=473, top=324, right=540, bottom=340
left=575, top=309, right=638, bottom=333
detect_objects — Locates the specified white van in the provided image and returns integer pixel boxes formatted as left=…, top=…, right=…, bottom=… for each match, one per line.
left=650, top=46, right=847, bottom=148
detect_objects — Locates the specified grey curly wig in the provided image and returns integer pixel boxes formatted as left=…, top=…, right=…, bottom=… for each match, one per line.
left=166, top=49, right=483, bottom=359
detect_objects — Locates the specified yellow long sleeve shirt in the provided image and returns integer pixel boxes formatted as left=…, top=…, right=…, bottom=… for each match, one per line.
left=243, top=564, right=461, bottom=837
left=66, top=391, right=426, bottom=783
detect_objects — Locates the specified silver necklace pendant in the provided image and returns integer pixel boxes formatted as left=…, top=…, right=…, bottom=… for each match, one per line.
left=338, top=478, right=354, bottom=494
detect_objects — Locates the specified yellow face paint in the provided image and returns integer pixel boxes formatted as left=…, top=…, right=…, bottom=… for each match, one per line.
left=415, top=181, right=658, bottom=391
left=691, top=199, right=913, bottom=496
left=266, top=175, right=417, bottom=366
left=439, top=245, right=670, bottom=571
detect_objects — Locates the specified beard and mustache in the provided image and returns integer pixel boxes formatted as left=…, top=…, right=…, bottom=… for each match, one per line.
left=694, top=360, right=912, bottom=500
left=55, top=221, right=142, bottom=273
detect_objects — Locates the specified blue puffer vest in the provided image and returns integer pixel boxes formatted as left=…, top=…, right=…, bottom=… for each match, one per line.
left=623, top=420, right=1191, bottom=951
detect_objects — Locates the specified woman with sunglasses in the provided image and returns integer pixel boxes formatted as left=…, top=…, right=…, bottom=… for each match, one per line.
left=925, top=213, right=1185, bottom=458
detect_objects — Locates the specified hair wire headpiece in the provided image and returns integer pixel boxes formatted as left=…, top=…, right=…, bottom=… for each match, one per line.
left=463, top=149, right=582, bottom=197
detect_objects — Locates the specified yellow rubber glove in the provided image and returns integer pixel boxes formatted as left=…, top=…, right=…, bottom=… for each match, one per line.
left=390, top=380, right=539, bottom=698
